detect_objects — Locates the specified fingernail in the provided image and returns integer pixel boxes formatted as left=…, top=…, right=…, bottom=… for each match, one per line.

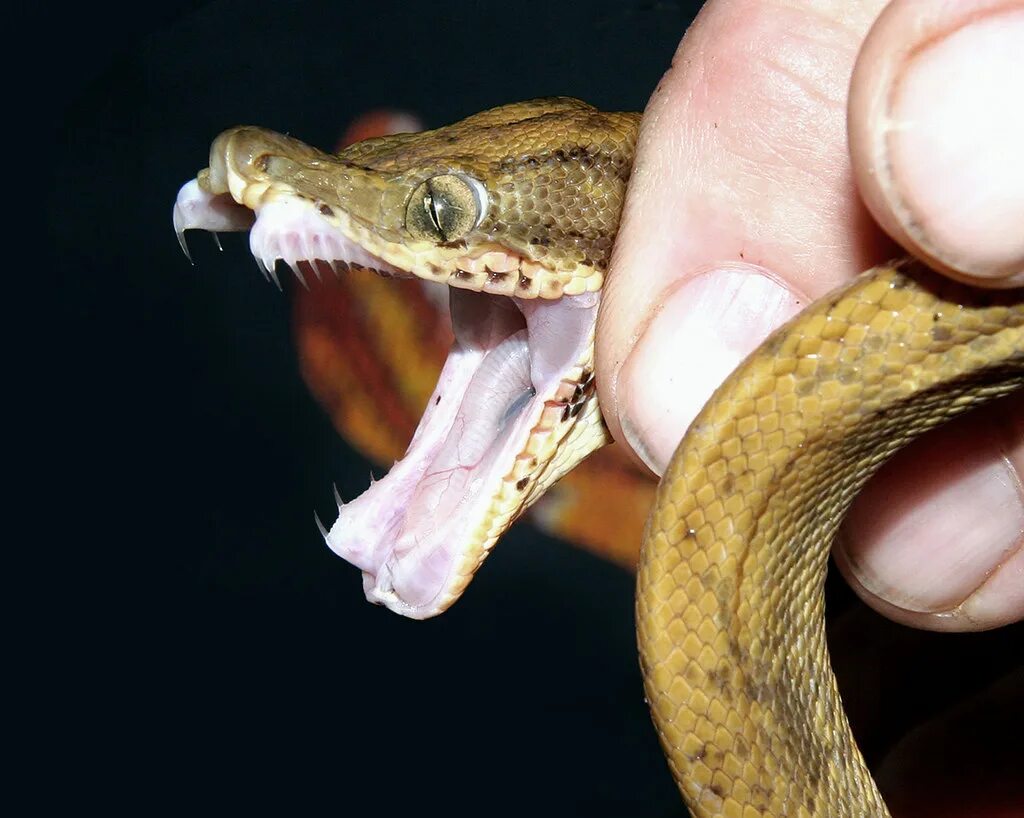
left=843, top=453, right=1024, bottom=616
left=617, top=266, right=803, bottom=475
left=887, top=9, right=1024, bottom=278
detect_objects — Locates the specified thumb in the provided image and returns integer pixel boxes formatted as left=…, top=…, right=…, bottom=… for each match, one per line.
left=849, top=0, right=1024, bottom=287
left=596, top=0, right=890, bottom=475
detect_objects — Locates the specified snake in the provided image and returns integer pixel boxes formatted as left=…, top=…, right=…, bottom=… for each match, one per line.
left=173, top=97, right=1024, bottom=817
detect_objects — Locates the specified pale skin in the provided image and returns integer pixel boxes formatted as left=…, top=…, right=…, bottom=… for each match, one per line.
left=596, top=0, right=1024, bottom=633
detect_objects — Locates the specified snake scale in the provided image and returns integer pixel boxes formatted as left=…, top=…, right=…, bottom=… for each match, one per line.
left=174, top=98, right=1024, bottom=817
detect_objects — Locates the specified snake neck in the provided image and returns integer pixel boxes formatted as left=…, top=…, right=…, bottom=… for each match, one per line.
left=638, top=262, right=1024, bottom=817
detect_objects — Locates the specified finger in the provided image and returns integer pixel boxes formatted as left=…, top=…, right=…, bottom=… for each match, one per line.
left=835, top=392, right=1024, bottom=631
left=849, top=0, right=1024, bottom=286
left=597, top=0, right=892, bottom=476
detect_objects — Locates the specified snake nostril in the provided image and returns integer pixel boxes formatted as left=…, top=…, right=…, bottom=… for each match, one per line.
left=203, top=130, right=236, bottom=195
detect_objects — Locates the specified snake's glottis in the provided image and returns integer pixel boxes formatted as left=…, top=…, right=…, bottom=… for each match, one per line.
left=174, top=98, right=1024, bottom=817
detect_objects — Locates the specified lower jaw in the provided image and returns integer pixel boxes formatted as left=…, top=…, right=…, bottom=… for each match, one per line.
left=324, top=285, right=602, bottom=618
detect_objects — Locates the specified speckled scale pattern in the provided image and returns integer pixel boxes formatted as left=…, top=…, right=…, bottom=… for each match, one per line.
left=481, top=112, right=634, bottom=276
left=338, top=98, right=639, bottom=286
left=637, top=261, right=1024, bottom=817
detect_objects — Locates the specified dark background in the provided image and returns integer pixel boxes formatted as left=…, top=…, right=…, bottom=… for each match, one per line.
left=50, top=1, right=703, bottom=813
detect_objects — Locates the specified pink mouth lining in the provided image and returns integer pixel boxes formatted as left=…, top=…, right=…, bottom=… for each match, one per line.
left=326, top=286, right=599, bottom=619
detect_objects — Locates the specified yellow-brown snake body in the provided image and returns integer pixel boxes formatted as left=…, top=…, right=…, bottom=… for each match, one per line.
left=639, top=262, right=1022, bottom=816
left=174, top=99, right=1024, bottom=816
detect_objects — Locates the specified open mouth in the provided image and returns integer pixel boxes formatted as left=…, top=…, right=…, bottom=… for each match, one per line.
left=174, top=178, right=602, bottom=619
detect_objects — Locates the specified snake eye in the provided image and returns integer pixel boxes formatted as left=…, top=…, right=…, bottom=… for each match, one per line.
left=406, top=174, right=486, bottom=243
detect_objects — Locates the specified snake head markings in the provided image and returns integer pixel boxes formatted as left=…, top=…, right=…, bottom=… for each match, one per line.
left=173, top=98, right=639, bottom=618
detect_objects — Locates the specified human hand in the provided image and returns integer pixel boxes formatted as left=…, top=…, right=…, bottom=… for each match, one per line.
left=596, top=0, right=1024, bottom=632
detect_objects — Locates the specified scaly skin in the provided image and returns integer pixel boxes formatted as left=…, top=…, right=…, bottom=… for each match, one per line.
left=175, top=100, right=1024, bottom=816
left=640, top=262, right=1022, bottom=816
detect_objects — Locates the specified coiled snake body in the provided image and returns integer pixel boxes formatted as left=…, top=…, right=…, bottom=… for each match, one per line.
left=174, top=98, right=1024, bottom=817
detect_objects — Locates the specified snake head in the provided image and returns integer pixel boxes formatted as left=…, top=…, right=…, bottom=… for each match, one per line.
left=173, top=99, right=638, bottom=618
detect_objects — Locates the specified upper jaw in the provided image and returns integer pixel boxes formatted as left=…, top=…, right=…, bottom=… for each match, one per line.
left=202, top=126, right=381, bottom=218
left=175, top=126, right=606, bottom=300
left=174, top=126, right=408, bottom=280
left=173, top=177, right=406, bottom=288
left=173, top=127, right=434, bottom=287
